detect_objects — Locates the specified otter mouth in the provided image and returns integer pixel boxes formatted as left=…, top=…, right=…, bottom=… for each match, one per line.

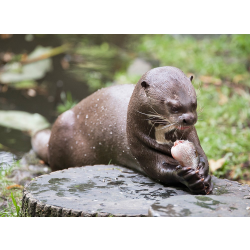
left=177, top=125, right=191, bottom=130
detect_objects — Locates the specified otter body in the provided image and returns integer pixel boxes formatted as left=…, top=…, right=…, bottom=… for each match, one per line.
left=32, top=66, right=212, bottom=194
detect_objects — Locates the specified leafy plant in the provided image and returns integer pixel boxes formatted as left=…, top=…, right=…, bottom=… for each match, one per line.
left=11, top=192, right=20, bottom=216
left=56, top=91, right=78, bottom=114
left=0, top=160, right=23, bottom=217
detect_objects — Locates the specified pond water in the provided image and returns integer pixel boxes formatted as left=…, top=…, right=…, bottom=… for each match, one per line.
left=0, top=35, right=92, bottom=160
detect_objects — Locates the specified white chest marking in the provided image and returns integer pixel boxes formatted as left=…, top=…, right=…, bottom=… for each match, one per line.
left=150, top=122, right=176, bottom=145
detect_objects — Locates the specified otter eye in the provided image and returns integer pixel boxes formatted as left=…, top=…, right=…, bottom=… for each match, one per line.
left=170, top=106, right=179, bottom=114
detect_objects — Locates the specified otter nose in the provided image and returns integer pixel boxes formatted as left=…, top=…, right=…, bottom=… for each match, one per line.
left=179, top=113, right=196, bottom=126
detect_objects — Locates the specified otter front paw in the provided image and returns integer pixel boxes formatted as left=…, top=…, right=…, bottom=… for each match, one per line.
left=175, top=165, right=213, bottom=194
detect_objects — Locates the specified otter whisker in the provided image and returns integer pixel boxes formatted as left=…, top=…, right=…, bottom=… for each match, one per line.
left=148, top=110, right=161, bottom=115
left=157, top=122, right=178, bottom=130
left=197, top=106, right=203, bottom=114
left=137, top=111, right=163, bottom=119
left=148, top=123, right=155, bottom=136
left=146, top=120, right=170, bottom=125
left=144, top=117, right=164, bottom=121
left=149, top=105, right=161, bottom=117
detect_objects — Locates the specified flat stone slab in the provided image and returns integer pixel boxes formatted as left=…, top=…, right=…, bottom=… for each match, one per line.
left=21, top=165, right=190, bottom=217
left=148, top=178, right=250, bottom=217
left=21, top=164, right=250, bottom=217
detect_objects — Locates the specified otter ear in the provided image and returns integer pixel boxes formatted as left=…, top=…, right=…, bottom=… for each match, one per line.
left=190, top=76, right=193, bottom=82
left=141, top=81, right=149, bottom=89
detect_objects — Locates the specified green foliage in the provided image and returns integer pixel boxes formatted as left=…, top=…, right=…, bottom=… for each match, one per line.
left=0, top=202, right=18, bottom=217
left=11, top=192, right=20, bottom=216
left=232, top=34, right=250, bottom=55
left=0, top=160, right=22, bottom=217
left=56, top=91, right=78, bottom=114
left=0, top=111, right=50, bottom=136
left=192, top=81, right=250, bottom=177
left=137, top=35, right=250, bottom=86
left=0, top=46, right=53, bottom=84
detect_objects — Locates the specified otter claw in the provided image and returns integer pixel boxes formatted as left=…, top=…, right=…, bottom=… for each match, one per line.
left=201, top=178, right=204, bottom=181
left=195, top=170, right=199, bottom=174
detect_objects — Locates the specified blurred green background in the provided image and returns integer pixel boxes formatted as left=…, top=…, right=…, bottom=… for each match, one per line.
left=0, top=34, right=250, bottom=184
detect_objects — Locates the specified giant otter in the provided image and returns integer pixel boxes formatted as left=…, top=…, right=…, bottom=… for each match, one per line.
left=32, top=66, right=213, bottom=194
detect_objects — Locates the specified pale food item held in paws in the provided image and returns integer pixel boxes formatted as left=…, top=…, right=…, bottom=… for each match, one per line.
left=171, top=140, right=199, bottom=169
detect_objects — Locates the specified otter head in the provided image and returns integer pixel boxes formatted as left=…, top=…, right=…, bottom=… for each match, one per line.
left=139, top=66, right=197, bottom=131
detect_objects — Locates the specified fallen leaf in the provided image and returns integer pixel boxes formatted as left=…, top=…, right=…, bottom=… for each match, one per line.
left=0, top=110, right=50, bottom=136
left=6, top=184, right=23, bottom=190
left=233, top=74, right=244, bottom=84
left=219, top=93, right=228, bottom=105
left=209, top=158, right=226, bottom=172
left=0, top=34, right=12, bottom=39
left=0, top=46, right=53, bottom=84
left=200, top=75, right=222, bottom=85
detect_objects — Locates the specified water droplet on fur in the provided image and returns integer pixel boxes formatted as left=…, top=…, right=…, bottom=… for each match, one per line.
left=86, top=114, right=88, bottom=118
left=77, top=115, right=80, bottom=119
left=110, top=132, right=112, bottom=134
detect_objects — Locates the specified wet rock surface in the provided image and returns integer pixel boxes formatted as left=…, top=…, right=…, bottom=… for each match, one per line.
left=21, top=165, right=190, bottom=217
left=0, top=151, right=17, bottom=171
left=8, top=150, right=51, bottom=186
left=21, top=162, right=250, bottom=217
left=148, top=177, right=250, bottom=217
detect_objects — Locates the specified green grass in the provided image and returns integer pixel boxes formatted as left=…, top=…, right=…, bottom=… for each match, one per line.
left=0, top=160, right=23, bottom=217
left=56, top=91, right=78, bottom=114
left=137, top=35, right=250, bottom=86
left=194, top=82, right=250, bottom=180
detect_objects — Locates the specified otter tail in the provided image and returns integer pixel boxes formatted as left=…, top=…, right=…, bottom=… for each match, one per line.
left=31, top=129, right=51, bottom=164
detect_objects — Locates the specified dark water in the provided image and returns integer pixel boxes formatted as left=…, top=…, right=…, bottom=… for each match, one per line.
left=0, top=35, right=91, bottom=157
